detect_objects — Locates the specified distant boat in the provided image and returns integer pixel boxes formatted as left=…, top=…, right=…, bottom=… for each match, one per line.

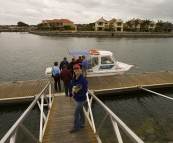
left=45, top=49, right=136, bottom=77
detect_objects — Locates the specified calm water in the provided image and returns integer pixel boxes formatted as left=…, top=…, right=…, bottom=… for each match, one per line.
left=0, top=32, right=173, bottom=82
left=0, top=32, right=173, bottom=142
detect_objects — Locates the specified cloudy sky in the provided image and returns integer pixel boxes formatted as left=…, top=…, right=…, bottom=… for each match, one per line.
left=1, top=0, right=173, bottom=25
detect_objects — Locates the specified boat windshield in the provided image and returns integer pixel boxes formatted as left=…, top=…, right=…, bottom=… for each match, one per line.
left=87, top=55, right=99, bottom=69
left=111, top=56, right=117, bottom=62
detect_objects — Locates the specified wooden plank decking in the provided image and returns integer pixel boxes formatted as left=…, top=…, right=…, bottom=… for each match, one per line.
left=42, top=95, right=98, bottom=143
left=1, top=71, right=173, bottom=101
left=0, top=79, right=57, bottom=103
left=87, top=71, right=173, bottom=94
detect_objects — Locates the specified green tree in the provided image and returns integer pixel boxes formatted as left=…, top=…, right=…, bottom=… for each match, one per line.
left=36, top=23, right=44, bottom=30
left=140, top=19, right=151, bottom=32
left=145, top=19, right=151, bottom=28
left=63, top=25, right=74, bottom=30
left=134, top=18, right=140, bottom=31
left=126, top=20, right=132, bottom=29
left=155, top=20, right=164, bottom=32
left=109, top=23, right=114, bottom=31
left=49, top=23, right=56, bottom=30
left=76, top=23, right=95, bottom=31
left=17, top=21, right=29, bottom=27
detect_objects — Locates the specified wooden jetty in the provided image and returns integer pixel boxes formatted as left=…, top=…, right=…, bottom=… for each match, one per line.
left=1, top=71, right=173, bottom=102
left=1, top=71, right=173, bottom=142
left=42, top=95, right=98, bottom=143
left=87, top=71, right=173, bottom=95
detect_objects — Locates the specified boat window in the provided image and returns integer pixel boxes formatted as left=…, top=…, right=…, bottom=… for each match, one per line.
left=101, top=56, right=114, bottom=64
left=88, top=57, right=98, bottom=69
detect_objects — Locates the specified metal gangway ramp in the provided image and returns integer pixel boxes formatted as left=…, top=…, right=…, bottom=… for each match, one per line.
left=42, top=95, right=98, bottom=143
left=0, top=81, right=145, bottom=143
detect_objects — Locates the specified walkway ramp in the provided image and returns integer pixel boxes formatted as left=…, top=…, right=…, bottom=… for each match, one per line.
left=42, top=95, right=98, bottom=143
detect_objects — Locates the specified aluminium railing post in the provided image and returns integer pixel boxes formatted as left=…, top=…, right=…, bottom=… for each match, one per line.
left=86, top=92, right=96, bottom=133
left=9, top=128, right=18, bottom=143
left=110, top=117, right=123, bottom=143
left=39, top=94, right=44, bottom=142
left=49, top=83, right=52, bottom=108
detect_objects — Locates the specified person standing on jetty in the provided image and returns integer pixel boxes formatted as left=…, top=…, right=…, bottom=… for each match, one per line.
left=70, top=58, right=77, bottom=76
left=76, top=56, right=83, bottom=69
left=60, top=57, right=70, bottom=71
left=69, top=64, right=88, bottom=133
left=81, top=55, right=88, bottom=77
left=60, top=64, right=72, bottom=96
left=52, top=61, right=61, bottom=92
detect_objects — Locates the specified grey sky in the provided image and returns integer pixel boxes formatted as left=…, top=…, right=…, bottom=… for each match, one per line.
left=0, top=0, right=173, bottom=25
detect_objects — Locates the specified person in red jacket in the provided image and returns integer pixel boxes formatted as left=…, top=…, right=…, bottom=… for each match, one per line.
left=76, top=56, right=83, bottom=69
left=60, top=64, right=72, bottom=96
left=70, top=58, right=77, bottom=76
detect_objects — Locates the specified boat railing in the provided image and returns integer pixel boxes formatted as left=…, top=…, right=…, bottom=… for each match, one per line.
left=0, top=81, right=53, bottom=143
left=84, top=90, right=144, bottom=143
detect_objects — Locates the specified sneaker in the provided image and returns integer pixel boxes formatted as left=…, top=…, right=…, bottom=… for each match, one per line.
left=69, top=128, right=79, bottom=133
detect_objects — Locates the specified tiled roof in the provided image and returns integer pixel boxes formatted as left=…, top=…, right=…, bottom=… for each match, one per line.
left=53, top=19, right=73, bottom=23
left=109, top=18, right=116, bottom=23
left=42, top=19, right=73, bottom=23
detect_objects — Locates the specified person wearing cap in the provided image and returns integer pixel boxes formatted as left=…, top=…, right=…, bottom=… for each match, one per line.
left=60, top=57, right=70, bottom=71
left=69, top=64, right=88, bottom=133
left=81, top=55, right=88, bottom=77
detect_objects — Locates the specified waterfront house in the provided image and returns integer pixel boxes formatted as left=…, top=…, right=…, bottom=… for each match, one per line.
left=41, top=19, right=77, bottom=30
left=148, top=20, right=156, bottom=31
left=95, top=17, right=123, bottom=32
left=126, top=19, right=156, bottom=32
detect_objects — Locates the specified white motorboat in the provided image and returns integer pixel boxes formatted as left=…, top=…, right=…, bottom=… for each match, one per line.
left=45, top=49, right=136, bottom=78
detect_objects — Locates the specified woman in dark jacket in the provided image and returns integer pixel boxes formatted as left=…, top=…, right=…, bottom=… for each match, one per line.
left=69, top=64, right=88, bottom=133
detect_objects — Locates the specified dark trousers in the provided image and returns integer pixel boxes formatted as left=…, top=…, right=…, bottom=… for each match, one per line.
left=71, top=69, right=76, bottom=77
left=64, top=81, right=71, bottom=96
left=54, top=76, right=61, bottom=91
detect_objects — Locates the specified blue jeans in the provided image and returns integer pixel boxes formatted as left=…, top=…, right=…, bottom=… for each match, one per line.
left=73, top=101, right=86, bottom=130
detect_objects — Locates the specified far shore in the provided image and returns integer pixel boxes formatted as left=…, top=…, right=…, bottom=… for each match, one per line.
left=1, top=29, right=173, bottom=38
left=29, top=30, right=173, bottom=38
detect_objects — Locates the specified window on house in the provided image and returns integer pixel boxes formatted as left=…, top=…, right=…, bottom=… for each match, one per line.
left=150, top=24, right=154, bottom=27
left=117, top=22, right=122, bottom=26
left=98, top=22, right=103, bottom=26
left=117, top=28, right=121, bottom=31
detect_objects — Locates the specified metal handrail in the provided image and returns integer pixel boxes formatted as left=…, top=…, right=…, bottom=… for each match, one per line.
left=0, top=81, right=53, bottom=143
left=137, top=85, right=173, bottom=101
left=84, top=90, right=144, bottom=143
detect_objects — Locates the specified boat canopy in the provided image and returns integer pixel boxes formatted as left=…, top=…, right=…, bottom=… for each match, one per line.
left=69, top=50, right=91, bottom=56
